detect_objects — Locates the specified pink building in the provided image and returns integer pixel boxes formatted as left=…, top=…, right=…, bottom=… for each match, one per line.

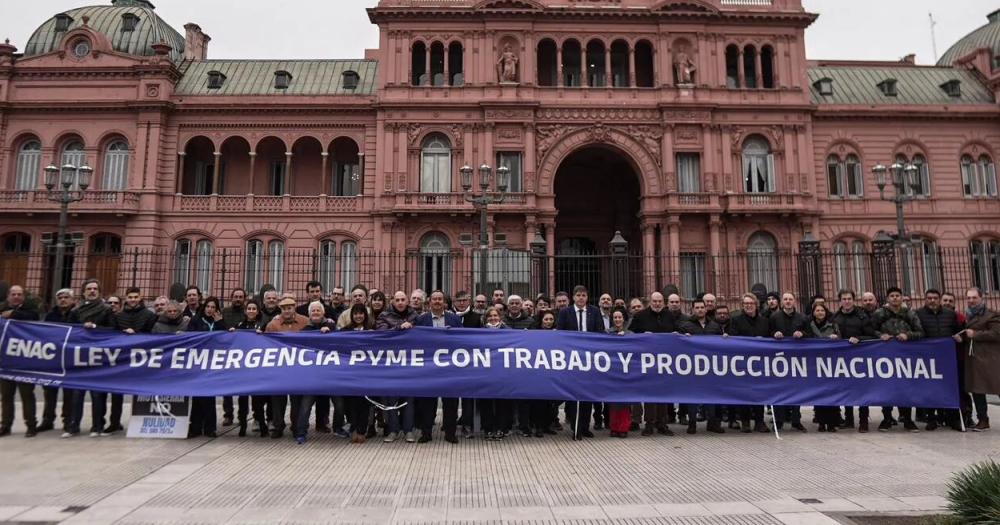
left=0, top=0, right=998, bottom=303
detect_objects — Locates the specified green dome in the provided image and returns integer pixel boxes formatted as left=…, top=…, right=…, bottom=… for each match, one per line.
left=23, top=0, right=184, bottom=62
left=938, top=9, right=1000, bottom=66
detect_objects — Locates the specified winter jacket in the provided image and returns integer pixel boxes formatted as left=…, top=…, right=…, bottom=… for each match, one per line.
left=376, top=307, right=417, bottom=330
left=504, top=311, right=535, bottom=330
left=731, top=311, right=771, bottom=337
left=67, top=299, right=112, bottom=327
left=769, top=309, right=808, bottom=337
left=221, top=305, right=245, bottom=327
left=679, top=317, right=723, bottom=335
left=188, top=316, right=228, bottom=332
left=260, top=305, right=281, bottom=326
left=831, top=308, right=875, bottom=340
left=111, top=302, right=157, bottom=333
left=152, top=314, right=190, bottom=334
left=629, top=307, right=677, bottom=333
left=915, top=306, right=960, bottom=339
left=806, top=319, right=840, bottom=339
left=302, top=320, right=337, bottom=332
left=0, top=302, right=39, bottom=321
left=872, top=306, right=924, bottom=340
left=44, top=307, right=73, bottom=324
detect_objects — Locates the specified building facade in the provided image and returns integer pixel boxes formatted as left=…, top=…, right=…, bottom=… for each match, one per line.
left=1, top=0, right=999, bottom=301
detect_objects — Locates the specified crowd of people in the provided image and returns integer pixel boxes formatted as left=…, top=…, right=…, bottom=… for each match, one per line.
left=0, top=277, right=998, bottom=444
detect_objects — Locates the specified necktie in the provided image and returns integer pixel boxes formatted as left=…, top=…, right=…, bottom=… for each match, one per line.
left=578, top=309, right=585, bottom=332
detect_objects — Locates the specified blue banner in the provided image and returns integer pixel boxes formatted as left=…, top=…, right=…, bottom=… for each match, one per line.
left=0, top=319, right=959, bottom=407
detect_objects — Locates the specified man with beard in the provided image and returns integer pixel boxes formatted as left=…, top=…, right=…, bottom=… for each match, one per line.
left=872, top=286, right=924, bottom=432
left=260, top=289, right=281, bottom=325
left=680, top=299, right=724, bottom=434
left=0, top=285, right=40, bottom=437
left=222, top=288, right=247, bottom=327
left=831, top=289, right=876, bottom=432
left=103, top=287, right=157, bottom=436
left=62, top=279, right=113, bottom=437
left=410, top=288, right=427, bottom=316
left=630, top=292, right=677, bottom=436
left=915, top=289, right=961, bottom=431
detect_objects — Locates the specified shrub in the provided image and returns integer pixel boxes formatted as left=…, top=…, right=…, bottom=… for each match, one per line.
left=945, top=459, right=1000, bottom=524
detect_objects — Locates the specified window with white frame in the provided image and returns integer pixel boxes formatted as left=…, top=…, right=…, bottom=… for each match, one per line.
left=677, top=153, right=701, bottom=193
left=332, top=160, right=360, bottom=196
left=746, top=232, right=779, bottom=292
left=496, top=152, right=522, bottom=193
left=268, top=240, right=285, bottom=291
left=15, top=140, right=41, bottom=190
left=317, top=239, right=359, bottom=292
left=61, top=141, right=87, bottom=190
left=242, top=239, right=284, bottom=294
left=174, top=239, right=192, bottom=286
left=420, top=233, right=451, bottom=293
left=742, top=136, right=775, bottom=193
left=679, top=252, right=706, bottom=299
left=244, top=239, right=264, bottom=294
left=174, top=238, right=213, bottom=292
left=901, top=236, right=941, bottom=295
left=827, top=154, right=863, bottom=198
left=420, top=134, right=451, bottom=193
left=971, top=239, right=1000, bottom=293
left=340, top=241, right=357, bottom=291
left=895, top=153, right=931, bottom=197
left=102, top=141, right=129, bottom=191
left=194, top=240, right=213, bottom=294
left=961, top=154, right=997, bottom=198
left=833, top=240, right=869, bottom=294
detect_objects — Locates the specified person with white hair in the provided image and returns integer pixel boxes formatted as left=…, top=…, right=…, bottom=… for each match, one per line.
left=504, top=294, right=534, bottom=329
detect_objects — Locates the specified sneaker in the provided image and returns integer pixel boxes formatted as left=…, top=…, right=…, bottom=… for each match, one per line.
left=60, top=431, right=78, bottom=439
left=334, top=429, right=350, bottom=439
left=925, top=421, right=938, bottom=432
left=641, top=424, right=654, bottom=436
left=383, top=432, right=398, bottom=443
left=877, top=420, right=892, bottom=432
left=89, top=431, right=100, bottom=437
left=973, top=419, right=990, bottom=432
left=405, top=431, right=417, bottom=443
left=295, top=436, right=306, bottom=445
left=903, top=420, right=920, bottom=432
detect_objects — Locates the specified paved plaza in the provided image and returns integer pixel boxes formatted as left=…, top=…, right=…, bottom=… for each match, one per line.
left=1, top=399, right=998, bottom=525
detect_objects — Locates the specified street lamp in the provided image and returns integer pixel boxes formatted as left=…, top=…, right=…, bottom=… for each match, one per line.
left=461, top=162, right=510, bottom=294
left=872, top=162, right=920, bottom=294
left=44, top=162, right=91, bottom=304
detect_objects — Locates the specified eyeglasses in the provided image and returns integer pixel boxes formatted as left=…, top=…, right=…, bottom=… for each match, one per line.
left=108, top=300, right=120, bottom=305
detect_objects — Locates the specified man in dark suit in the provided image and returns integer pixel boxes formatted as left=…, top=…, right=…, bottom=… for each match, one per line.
left=555, top=285, right=604, bottom=440
left=414, top=290, right=463, bottom=444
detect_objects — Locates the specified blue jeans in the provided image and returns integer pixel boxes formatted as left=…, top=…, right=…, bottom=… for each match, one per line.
left=384, top=397, right=414, bottom=434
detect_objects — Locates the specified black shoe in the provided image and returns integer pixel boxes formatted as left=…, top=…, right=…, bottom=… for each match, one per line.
left=270, top=429, right=284, bottom=439
left=679, top=415, right=688, bottom=425
left=187, top=430, right=202, bottom=438
left=543, top=428, right=557, bottom=435
left=629, top=422, right=640, bottom=431
left=791, top=422, right=807, bottom=433
left=925, top=421, right=938, bottom=432
left=238, top=421, right=247, bottom=437
left=818, top=424, right=827, bottom=432
left=102, top=424, right=124, bottom=434
left=754, top=421, right=770, bottom=433
left=257, top=421, right=268, bottom=438
left=686, top=423, right=697, bottom=435
left=827, top=425, right=838, bottom=433
left=36, top=421, right=54, bottom=433
left=707, top=423, right=725, bottom=434
left=581, top=430, right=595, bottom=438
left=204, top=431, right=217, bottom=438
left=25, top=427, right=37, bottom=438
left=534, top=431, right=544, bottom=438
left=903, top=420, right=920, bottom=432
left=858, top=419, right=869, bottom=433
left=519, top=428, right=532, bottom=437
left=641, top=424, right=654, bottom=436
left=572, top=435, right=582, bottom=441
left=658, top=426, right=675, bottom=437
left=593, top=423, right=604, bottom=431
left=315, top=425, right=332, bottom=434
left=222, top=416, right=234, bottom=426
left=445, top=432, right=458, bottom=444
left=418, top=433, right=432, bottom=443
left=878, top=420, right=892, bottom=432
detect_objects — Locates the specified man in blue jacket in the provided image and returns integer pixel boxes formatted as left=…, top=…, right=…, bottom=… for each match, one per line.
left=556, top=285, right=604, bottom=440
left=414, top=290, right=463, bottom=443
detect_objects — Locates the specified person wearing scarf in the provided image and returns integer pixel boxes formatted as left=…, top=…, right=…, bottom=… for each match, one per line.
left=955, top=288, right=1000, bottom=432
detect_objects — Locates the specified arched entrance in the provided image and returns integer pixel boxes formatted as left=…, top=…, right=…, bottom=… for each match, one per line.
left=553, top=145, right=642, bottom=296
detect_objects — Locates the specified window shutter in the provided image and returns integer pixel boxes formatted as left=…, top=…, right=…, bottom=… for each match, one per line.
left=766, top=154, right=776, bottom=192
left=988, top=161, right=998, bottom=197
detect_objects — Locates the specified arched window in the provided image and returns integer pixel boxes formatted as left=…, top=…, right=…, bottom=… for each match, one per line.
left=962, top=154, right=997, bottom=198
left=743, top=45, right=758, bottom=89
left=634, top=40, right=655, bottom=88
left=420, top=233, right=451, bottom=293
left=61, top=140, right=87, bottom=190
left=194, top=239, right=213, bottom=294
left=901, top=236, right=940, bottom=295
left=833, top=239, right=869, bottom=294
left=725, top=45, right=740, bottom=88
left=317, top=239, right=358, bottom=291
left=243, top=238, right=284, bottom=294
left=970, top=239, right=1000, bottom=292
left=102, top=140, right=129, bottom=191
left=173, top=238, right=211, bottom=292
left=318, top=240, right=337, bottom=292
left=610, top=40, right=629, bottom=87
left=420, top=134, right=452, bottom=193
left=448, top=42, right=464, bottom=86
left=761, top=45, right=775, bottom=88
left=0, top=232, right=32, bottom=287
left=746, top=232, right=778, bottom=293
left=742, top=136, right=775, bottom=193
left=827, top=153, right=863, bottom=198
left=268, top=240, right=285, bottom=292
left=537, top=39, right=558, bottom=86
left=895, top=153, right=930, bottom=197
left=585, top=40, right=606, bottom=87
left=244, top=239, right=263, bottom=294
left=15, top=140, right=42, bottom=190
left=411, top=41, right=427, bottom=86
left=430, top=42, right=446, bottom=87
left=562, top=40, right=582, bottom=87
left=341, top=241, right=357, bottom=291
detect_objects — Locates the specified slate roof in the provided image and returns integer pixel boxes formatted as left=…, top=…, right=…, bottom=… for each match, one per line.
left=175, top=60, right=378, bottom=96
left=938, top=10, right=1000, bottom=66
left=806, top=66, right=994, bottom=106
left=24, top=2, right=185, bottom=63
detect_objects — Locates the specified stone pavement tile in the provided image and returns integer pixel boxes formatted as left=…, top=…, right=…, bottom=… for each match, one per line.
left=225, top=506, right=289, bottom=524
left=601, top=504, right=659, bottom=518
left=0, top=506, right=31, bottom=520
left=61, top=505, right=136, bottom=524
left=550, top=505, right=608, bottom=520
left=10, top=505, right=77, bottom=522
left=753, top=499, right=814, bottom=514
left=140, top=463, right=205, bottom=484
left=447, top=507, right=501, bottom=521
left=704, top=501, right=767, bottom=515
left=896, top=496, right=949, bottom=510
left=283, top=506, right=336, bottom=524
left=848, top=497, right=915, bottom=512
left=804, top=499, right=865, bottom=513
left=394, top=507, right=449, bottom=522
left=498, top=506, right=555, bottom=521
left=773, top=512, right=843, bottom=525
left=92, top=481, right=173, bottom=508
left=653, top=503, right=713, bottom=517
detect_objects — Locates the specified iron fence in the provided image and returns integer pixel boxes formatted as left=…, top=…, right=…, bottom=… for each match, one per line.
left=2, top=242, right=999, bottom=311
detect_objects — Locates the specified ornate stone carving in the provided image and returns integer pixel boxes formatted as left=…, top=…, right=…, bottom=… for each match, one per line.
left=662, top=109, right=711, bottom=122
left=497, top=126, right=522, bottom=141
left=407, top=124, right=422, bottom=146
left=536, top=107, right=658, bottom=122
left=485, top=108, right=533, bottom=120
left=535, top=125, right=569, bottom=159
left=497, top=43, right=519, bottom=83
left=624, top=125, right=663, bottom=164
left=675, top=125, right=701, bottom=144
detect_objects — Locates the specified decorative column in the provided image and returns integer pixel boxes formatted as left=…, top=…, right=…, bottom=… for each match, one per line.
left=642, top=222, right=657, bottom=295
left=604, top=46, right=611, bottom=87
left=709, top=215, right=721, bottom=293
left=443, top=49, right=450, bottom=87
left=211, top=151, right=221, bottom=195
left=628, top=46, right=635, bottom=87
left=737, top=48, right=745, bottom=88
left=320, top=152, right=329, bottom=194
left=424, top=47, right=431, bottom=86
left=175, top=152, right=186, bottom=194
left=248, top=152, right=257, bottom=194
left=754, top=50, right=763, bottom=89
left=556, top=45, right=564, bottom=87
left=285, top=151, right=293, bottom=195
left=667, top=217, right=681, bottom=286
left=580, top=46, right=587, bottom=87
left=524, top=124, right=536, bottom=192
left=544, top=222, right=556, bottom=294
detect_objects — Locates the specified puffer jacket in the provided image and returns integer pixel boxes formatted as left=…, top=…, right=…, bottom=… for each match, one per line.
left=504, top=311, right=535, bottom=330
left=376, top=307, right=417, bottom=330
left=152, top=314, right=190, bottom=334
left=916, top=306, right=960, bottom=339
left=769, top=309, right=808, bottom=337
left=872, top=306, right=924, bottom=340
left=806, top=319, right=840, bottom=339
left=832, top=308, right=875, bottom=340
left=111, top=302, right=157, bottom=333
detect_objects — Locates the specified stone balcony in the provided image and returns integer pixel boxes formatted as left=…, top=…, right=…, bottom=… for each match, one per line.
left=0, top=190, right=141, bottom=215
left=723, top=192, right=809, bottom=215
left=170, top=194, right=362, bottom=214
left=391, top=192, right=533, bottom=214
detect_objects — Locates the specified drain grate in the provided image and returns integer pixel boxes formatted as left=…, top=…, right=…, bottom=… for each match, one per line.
left=797, top=498, right=824, bottom=504
left=62, top=506, right=89, bottom=513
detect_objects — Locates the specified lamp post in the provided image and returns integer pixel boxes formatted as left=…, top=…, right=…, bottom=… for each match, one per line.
left=44, top=162, right=92, bottom=304
left=872, top=162, right=920, bottom=294
left=460, top=162, right=510, bottom=294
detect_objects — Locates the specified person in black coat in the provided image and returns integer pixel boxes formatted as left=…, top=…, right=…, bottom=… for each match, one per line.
left=40, top=288, right=75, bottom=433
left=730, top=293, right=772, bottom=433
left=680, top=299, right=724, bottom=434
left=0, top=285, right=40, bottom=437
left=232, top=300, right=268, bottom=437
left=628, top=292, right=679, bottom=436
left=768, top=292, right=808, bottom=433
left=63, top=279, right=113, bottom=437
left=832, top=289, right=876, bottom=432
left=187, top=297, right=228, bottom=438
left=555, top=285, right=604, bottom=440
left=915, top=289, right=962, bottom=431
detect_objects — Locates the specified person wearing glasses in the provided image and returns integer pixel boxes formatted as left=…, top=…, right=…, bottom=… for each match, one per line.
left=731, top=293, right=772, bottom=434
